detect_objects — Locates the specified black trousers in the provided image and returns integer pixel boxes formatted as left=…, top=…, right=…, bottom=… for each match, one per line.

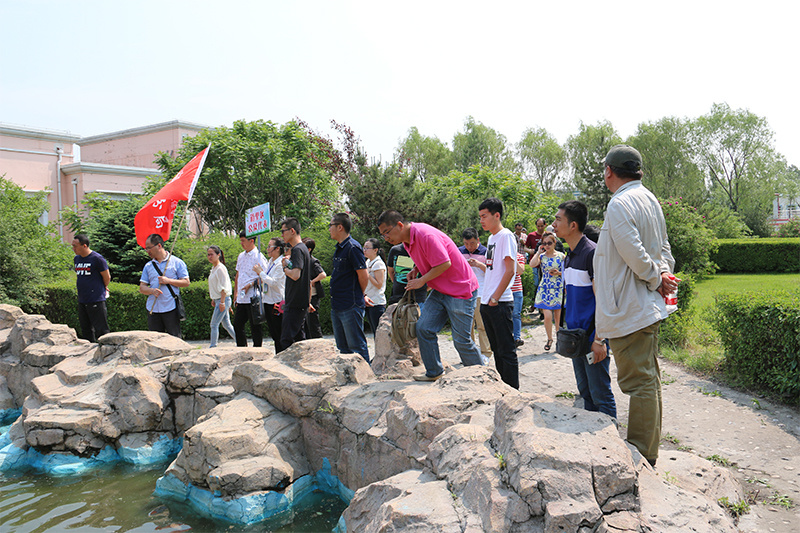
left=234, top=303, right=263, bottom=347
left=281, top=306, right=307, bottom=352
left=78, top=301, right=110, bottom=342
left=480, top=302, right=519, bottom=389
left=304, top=295, right=323, bottom=339
left=265, top=302, right=283, bottom=352
left=147, top=308, right=182, bottom=338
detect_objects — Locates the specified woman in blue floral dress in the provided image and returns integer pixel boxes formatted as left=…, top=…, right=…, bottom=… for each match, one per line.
left=530, top=232, right=564, bottom=351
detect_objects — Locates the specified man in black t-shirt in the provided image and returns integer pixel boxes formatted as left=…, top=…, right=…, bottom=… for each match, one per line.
left=279, top=217, right=311, bottom=351
left=72, top=234, right=111, bottom=342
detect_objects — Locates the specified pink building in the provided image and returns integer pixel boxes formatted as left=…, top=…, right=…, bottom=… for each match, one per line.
left=0, top=120, right=206, bottom=241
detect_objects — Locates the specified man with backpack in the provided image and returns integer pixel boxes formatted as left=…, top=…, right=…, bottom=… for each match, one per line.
left=377, top=210, right=484, bottom=381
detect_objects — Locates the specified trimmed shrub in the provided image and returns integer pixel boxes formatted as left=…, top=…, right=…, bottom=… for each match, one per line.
left=712, top=290, right=800, bottom=404
left=711, top=238, right=800, bottom=273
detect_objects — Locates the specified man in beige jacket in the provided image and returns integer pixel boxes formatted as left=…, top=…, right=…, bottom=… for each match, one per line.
left=594, top=145, right=678, bottom=467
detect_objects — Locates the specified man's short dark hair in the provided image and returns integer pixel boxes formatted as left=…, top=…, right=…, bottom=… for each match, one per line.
left=331, top=213, right=351, bottom=233
left=146, top=234, right=164, bottom=247
left=478, top=197, right=503, bottom=218
left=74, top=234, right=90, bottom=247
left=607, top=163, right=644, bottom=180
left=238, top=230, right=256, bottom=242
left=584, top=224, right=600, bottom=243
left=514, top=222, right=523, bottom=229
left=462, top=227, right=478, bottom=240
left=558, top=200, right=588, bottom=233
left=281, top=217, right=301, bottom=235
left=377, top=210, right=405, bottom=227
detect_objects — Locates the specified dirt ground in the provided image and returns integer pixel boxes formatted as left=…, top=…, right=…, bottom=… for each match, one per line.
left=427, top=321, right=800, bottom=533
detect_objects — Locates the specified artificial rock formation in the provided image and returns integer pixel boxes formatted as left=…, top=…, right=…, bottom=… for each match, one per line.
left=0, top=306, right=272, bottom=469
left=0, top=305, right=742, bottom=532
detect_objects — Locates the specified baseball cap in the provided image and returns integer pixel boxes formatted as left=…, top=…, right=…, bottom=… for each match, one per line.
left=604, top=145, right=642, bottom=171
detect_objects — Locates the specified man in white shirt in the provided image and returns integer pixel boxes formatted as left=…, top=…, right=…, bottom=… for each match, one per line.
left=234, top=231, right=269, bottom=347
left=478, top=197, right=519, bottom=389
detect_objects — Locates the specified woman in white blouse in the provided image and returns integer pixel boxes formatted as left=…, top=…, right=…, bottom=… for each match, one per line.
left=207, top=246, right=236, bottom=347
left=253, top=237, right=286, bottom=352
left=363, top=238, right=387, bottom=338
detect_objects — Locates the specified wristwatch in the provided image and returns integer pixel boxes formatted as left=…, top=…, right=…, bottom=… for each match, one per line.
left=489, top=297, right=499, bottom=305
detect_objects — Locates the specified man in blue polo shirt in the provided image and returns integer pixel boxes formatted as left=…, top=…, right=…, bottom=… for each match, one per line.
left=328, top=212, right=370, bottom=363
left=139, top=233, right=190, bottom=338
left=553, top=200, right=616, bottom=419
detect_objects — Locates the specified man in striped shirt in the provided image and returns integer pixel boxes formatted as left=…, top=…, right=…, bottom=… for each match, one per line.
left=553, top=200, right=616, bottom=419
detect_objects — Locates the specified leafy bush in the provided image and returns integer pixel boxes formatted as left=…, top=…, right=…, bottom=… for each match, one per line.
left=659, top=272, right=695, bottom=348
left=774, top=219, right=800, bottom=238
left=660, top=197, right=717, bottom=274
left=698, top=203, right=752, bottom=239
left=0, top=175, right=73, bottom=309
left=712, top=290, right=800, bottom=404
left=521, top=266, right=536, bottom=311
left=711, top=238, right=800, bottom=273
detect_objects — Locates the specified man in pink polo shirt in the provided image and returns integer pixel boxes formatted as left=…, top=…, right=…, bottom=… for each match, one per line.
left=377, top=210, right=485, bottom=381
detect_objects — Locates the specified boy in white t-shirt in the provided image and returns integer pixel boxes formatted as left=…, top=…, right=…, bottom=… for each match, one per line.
left=478, top=197, right=519, bottom=389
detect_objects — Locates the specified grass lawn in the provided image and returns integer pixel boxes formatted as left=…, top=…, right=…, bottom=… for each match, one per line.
left=691, top=273, right=800, bottom=311
left=661, top=272, right=800, bottom=376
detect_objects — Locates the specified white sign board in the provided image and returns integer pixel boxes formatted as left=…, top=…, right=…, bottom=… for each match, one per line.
left=245, top=202, right=271, bottom=237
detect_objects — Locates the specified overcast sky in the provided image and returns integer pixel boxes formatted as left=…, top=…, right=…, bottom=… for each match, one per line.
left=2, top=1, right=798, bottom=167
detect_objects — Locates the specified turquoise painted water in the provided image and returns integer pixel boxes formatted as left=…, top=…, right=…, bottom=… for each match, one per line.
left=0, top=464, right=347, bottom=532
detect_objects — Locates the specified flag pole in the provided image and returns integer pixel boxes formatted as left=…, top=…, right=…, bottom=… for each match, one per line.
left=165, top=143, right=211, bottom=258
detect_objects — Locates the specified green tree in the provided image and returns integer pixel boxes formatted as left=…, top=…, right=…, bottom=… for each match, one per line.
left=627, top=117, right=707, bottom=206
left=341, top=150, right=418, bottom=243
left=691, top=103, right=789, bottom=236
left=0, top=175, right=72, bottom=309
left=660, top=197, right=717, bottom=274
left=396, top=126, right=455, bottom=181
left=517, top=127, right=567, bottom=193
left=566, top=121, right=622, bottom=218
left=452, top=117, right=516, bottom=172
left=417, top=166, right=562, bottom=239
left=156, top=119, right=340, bottom=234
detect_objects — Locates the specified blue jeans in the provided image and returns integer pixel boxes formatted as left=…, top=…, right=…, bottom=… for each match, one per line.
left=416, top=289, right=484, bottom=377
left=572, top=350, right=617, bottom=419
left=210, top=297, right=236, bottom=347
left=331, top=306, right=370, bottom=363
left=512, top=291, right=523, bottom=341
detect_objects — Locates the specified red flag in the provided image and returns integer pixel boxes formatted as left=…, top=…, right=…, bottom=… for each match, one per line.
left=134, top=146, right=210, bottom=248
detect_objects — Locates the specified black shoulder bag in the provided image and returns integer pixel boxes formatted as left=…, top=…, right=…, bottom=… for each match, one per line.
left=555, top=251, right=592, bottom=358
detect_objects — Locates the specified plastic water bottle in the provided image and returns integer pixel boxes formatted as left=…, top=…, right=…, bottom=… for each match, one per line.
left=664, top=274, right=679, bottom=315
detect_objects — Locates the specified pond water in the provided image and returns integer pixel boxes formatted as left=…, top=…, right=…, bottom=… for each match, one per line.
left=0, top=463, right=348, bottom=532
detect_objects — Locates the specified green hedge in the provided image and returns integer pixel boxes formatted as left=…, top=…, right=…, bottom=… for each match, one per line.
left=711, top=238, right=800, bottom=273
left=37, top=275, right=392, bottom=341
left=712, top=290, right=800, bottom=404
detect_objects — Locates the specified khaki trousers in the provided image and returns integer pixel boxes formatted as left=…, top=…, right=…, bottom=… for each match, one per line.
left=472, top=297, right=492, bottom=357
left=610, top=322, right=662, bottom=463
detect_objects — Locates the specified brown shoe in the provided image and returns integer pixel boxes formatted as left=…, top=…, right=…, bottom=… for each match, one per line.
left=413, top=373, right=443, bottom=382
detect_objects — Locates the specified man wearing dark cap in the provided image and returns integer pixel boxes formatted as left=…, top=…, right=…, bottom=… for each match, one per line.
left=594, top=145, right=678, bottom=468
